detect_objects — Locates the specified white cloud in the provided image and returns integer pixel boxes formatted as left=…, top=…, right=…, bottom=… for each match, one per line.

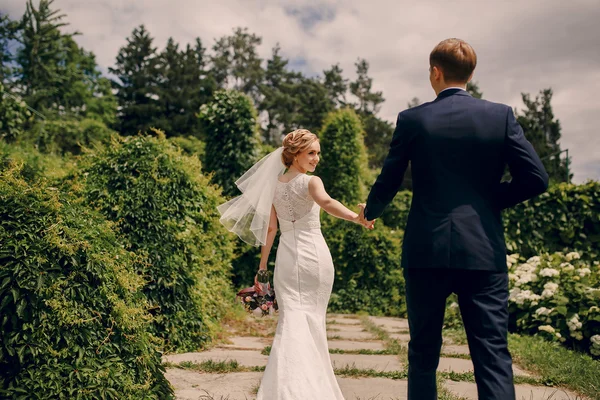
left=3, top=0, right=599, bottom=182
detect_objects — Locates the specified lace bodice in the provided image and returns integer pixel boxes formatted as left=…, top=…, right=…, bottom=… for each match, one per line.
left=273, top=174, right=320, bottom=229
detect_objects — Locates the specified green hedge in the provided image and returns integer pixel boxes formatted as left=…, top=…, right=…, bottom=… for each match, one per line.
left=507, top=252, right=600, bottom=357
left=503, top=182, right=600, bottom=259
left=71, top=131, right=236, bottom=352
left=25, top=118, right=116, bottom=155
left=0, top=83, right=33, bottom=143
left=0, top=165, right=172, bottom=399
left=324, top=216, right=405, bottom=317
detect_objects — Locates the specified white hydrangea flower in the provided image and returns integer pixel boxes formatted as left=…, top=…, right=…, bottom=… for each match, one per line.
left=567, top=314, right=583, bottom=332
left=506, top=254, right=519, bottom=268
left=591, top=336, right=600, bottom=356
left=559, top=262, right=575, bottom=271
left=527, top=256, right=541, bottom=266
left=449, top=302, right=459, bottom=310
left=571, top=331, right=583, bottom=341
left=566, top=252, right=580, bottom=261
left=508, top=273, right=518, bottom=281
left=538, top=325, right=555, bottom=333
left=591, top=335, right=600, bottom=345
left=510, top=289, right=541, bottom=305
left=589, top=306, right=600, bottom=313
left=535, top=307, right=553, bottom=316
left=540, top=268, right=560, bottom=277
left=577, top=268, right=591, bottom=277
left=541, top=282, right=559, bottom=299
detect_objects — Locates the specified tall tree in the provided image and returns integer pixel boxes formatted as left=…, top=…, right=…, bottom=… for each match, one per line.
left=0, top=13, right=19, bottom=85
left=323, top=63, right=348, bottom=108
left=349, top=59, right=384, bottom=115
left=154, top=37, right=215, bottom=136
left=467, top=81, right=483, bottom=99
left=319, top=108, right=369, bottom=205
left=407, top=97, right=421, bottom=109
left=517, top=88, right=571, bottom=183
left=109, top=25, right=160, bottom=135
left=211, top=27, right=263, bottom=102
left=198, top=90, right=261, bottom=197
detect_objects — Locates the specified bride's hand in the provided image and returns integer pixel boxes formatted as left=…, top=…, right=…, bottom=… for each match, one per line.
left=356, top=203, right=375, bottom=229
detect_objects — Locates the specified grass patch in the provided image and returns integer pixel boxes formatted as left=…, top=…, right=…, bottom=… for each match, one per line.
left=164, top=360, right=265, bottom=373
left=262, top=345, right=394, bottom=356
left=440, top=352, right=471, bottom=360
left=443, top=328, right=468, bottom=345
left=359, top=315, right=407, bottom=362
left=220, top=307, right=278, bottom=339
left=508, top=333, right=600, bottom=400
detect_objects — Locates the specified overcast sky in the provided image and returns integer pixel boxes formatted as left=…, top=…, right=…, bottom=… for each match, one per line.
left=3, top=0, right=599, bottom=182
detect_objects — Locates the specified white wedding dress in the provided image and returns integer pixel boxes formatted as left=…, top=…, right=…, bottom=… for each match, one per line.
left=256, top=173, right=344, bottom=400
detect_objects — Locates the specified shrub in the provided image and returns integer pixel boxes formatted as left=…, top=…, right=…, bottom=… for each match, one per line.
left=23, top=118, right=116, bottom=155
left=0, top=165, right=172, bottom=399
left=503, top=182, right=600, bottom=260
left=169, top=135, right=205, bottom=160
left=324, top=216, right=406, bottom=317
left=0, top=141, right=73, bottom=183
left=380, top=190, right=412, bottom=231
left=0, top=83, right=33, bottom=143
left=319, top=108, right=369, bottom=205
left=72, top=131, right=235, bottom=352
left=198, top=90, right=261, bottom=197
left=507, top=252, right=600, bottom=356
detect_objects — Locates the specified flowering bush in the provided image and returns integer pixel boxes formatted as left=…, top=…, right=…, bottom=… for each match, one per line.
left=507, top=252, right=600, bottom=356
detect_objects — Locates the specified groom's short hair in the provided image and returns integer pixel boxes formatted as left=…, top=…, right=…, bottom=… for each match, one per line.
left=430, top=38, right=477, bottom=83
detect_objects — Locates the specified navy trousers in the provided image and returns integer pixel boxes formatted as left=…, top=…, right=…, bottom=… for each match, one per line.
left=403, top=268, right=515, bottom=400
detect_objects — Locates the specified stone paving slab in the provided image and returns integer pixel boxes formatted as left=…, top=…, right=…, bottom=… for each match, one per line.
left=338, top=376, right=408, bottom=400
left=165, top=369, right=261, bottom=400
left=219, top=336, right=272, bottom=350
left=444, top=381, right=584, bottom=400
left=369, top=316, right=410, bottom=331
left=328, top=323, right=370, bottom=333
left=330, top=353, right=403, bottom=372
left=328, top=340, right=386, bottom=351
left=327, top=318, right=363, bottom=326
left=389, top=333, right=411, bottom=342
left=164, top=349, right=268, bottom=367
left=328, top=330, right=377, bottom=340
left=442, top=344, right=470, bottom=356
left=437, top=357, right=530, bottom=376
left=166, top=369, right=409, bottom=400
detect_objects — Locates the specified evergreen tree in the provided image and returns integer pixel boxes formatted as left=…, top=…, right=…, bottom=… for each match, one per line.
left=109, top=25, right=160, bottom=135
left=198, top=90, right=261, bottom=196
left=517, top=88, right=571, bottom=183
left=319, top=108, right=369, bottom=205
left=323, top=63, right=348, bottom=108
left=467, top=81, right=483, bottom=99
left=211, top=27, right=263, bottom=102
left=407, top=97, right=421, bottom=108
left=0, top=13, right=19, bottom=85
left=349, top=58, right=384, bottom=115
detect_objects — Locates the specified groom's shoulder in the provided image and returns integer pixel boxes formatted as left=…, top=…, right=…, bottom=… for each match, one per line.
left=398, top=101, right=434, bottom=119
left=474, top=98, right=513, bottom=116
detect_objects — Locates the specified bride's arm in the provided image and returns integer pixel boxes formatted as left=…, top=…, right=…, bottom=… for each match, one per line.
left=308, top=176, right=360, bottom=223
left=259, top=205, right=278, bottom=271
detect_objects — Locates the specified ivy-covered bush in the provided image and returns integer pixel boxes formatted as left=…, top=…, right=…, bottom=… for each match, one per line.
left=169, top=135, right=205, bottom=160
left=324, top=216, right=406, bottom=317
left=198, top=90, right=261, bottom=197
left=0, top=141, right=73, bottom=183
left=380, top=190, right=412, bottom=231
left=319, top=108, right=369, bottom=205
left=507, top=252, right=600, bottom=356
left=70, top=132, right=236, bottom=352
left=24, top=118, right=116, bottom=155
left=0, top=83, right=33, bottom=143
left=503, top=182, right=600, bottom=259
left=0, top=165, right=172, bottom=399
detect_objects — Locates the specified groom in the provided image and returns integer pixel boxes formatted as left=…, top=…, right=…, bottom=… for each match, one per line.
left=360, top=38, right=548, bottom=400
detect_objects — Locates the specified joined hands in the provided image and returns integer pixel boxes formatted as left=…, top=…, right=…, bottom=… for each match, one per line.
left=356, top=203, right=375, bottom=229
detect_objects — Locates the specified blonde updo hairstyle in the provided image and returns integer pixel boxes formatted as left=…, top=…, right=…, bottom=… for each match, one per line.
left=281, top=129, right=318, bottom=168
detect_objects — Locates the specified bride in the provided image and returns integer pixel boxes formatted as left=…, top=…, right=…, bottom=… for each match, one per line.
left=218, top=129, right=370, bottom=399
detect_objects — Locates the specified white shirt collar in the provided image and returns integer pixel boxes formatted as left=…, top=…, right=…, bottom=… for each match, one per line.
left=439, top=87, right=466, bottom=94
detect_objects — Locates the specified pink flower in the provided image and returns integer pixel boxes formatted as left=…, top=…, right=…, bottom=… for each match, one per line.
left=261, top=304, right=268, bottom=311
left=245, top=296, right=252, bottom=303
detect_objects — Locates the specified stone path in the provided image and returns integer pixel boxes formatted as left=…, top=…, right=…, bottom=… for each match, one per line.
left=164, top=314, right=584, bottom=400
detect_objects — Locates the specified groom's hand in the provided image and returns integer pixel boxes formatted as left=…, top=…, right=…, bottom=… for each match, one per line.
left=357, top=203, right=375, bottom=230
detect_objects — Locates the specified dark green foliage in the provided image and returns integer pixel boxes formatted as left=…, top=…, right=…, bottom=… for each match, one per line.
left=380, top=190, right=412, bottom=231
left=0, top=83, right=33, bottom=143
left=199, top=89, right=261, bottom=197
left=109, top=25, right=161, bottom=136
left=73, top=132, right=236, bottom=352
left=503, top=182, right=600, bottom=259
left=324, top=216, right=405, bottom=316
left=517, top=89, right=571, bottom=184
left=168, top=135, right=205, bottom=160
left=466, top=81, right=483, bottom=99
left=24, top=118, right=115, bottom=155
left=362, top=113, right=394, bottom=169
left=319, top=108, right=369, bottom=205
left=0, top=165, right=173, bottom=399
left=349, top=59, right=384, bottom=115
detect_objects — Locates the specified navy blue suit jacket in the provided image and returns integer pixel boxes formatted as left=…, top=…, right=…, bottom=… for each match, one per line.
left=364, top=89, right=549, bottom=271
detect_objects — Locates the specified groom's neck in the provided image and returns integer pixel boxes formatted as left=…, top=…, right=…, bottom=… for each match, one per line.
left=435, top=82, right=467, bottom=96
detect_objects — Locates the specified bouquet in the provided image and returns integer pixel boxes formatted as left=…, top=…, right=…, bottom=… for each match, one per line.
left=236, top=270, right=278, bottom=316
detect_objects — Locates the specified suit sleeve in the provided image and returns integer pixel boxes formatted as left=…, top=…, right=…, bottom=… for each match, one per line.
left=364, top=113, right=413, bottom=221
left=496, top=107, right=549, bottom=209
